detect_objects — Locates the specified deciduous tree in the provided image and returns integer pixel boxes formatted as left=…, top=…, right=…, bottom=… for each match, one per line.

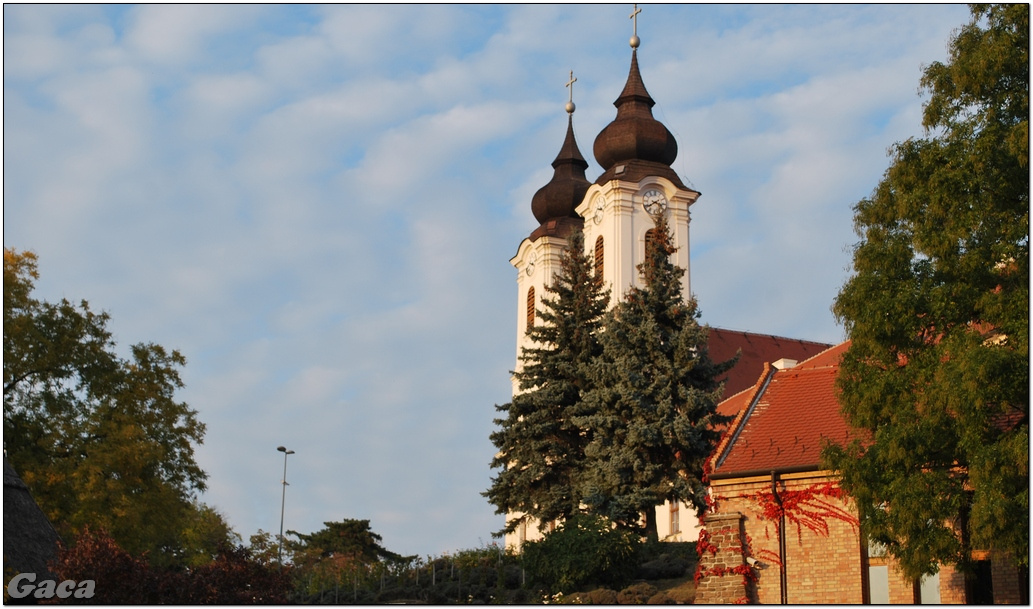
left=580, top=214, right=734, bottom=541
left=3, top=248, right=211, bottom=566
left=825, top=4, right=1028, bottom=578
left=485, top=229, right=610, bottom=535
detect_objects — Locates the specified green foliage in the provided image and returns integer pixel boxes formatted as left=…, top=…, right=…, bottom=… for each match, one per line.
left=246, top=529, right=282, bottom=566
left=521, top=514, right=641, bottom=593
left=3, top=248, right=216, bottom=567
left=267, top=536, right=695, bottom=603
left=638, top=551, right=692, bottom=580
left=288, top=518, right=411, bottom=564
left=486, top=228, right=611, bottom=535
left=281, top=536, right=526, bottom=604
left=825, top=4, right=1028, bottom=579
left=580, top=214, right=735, bottom=540
left=488, top=219, right=732, bottom=543
left=286, top=519, right=415, bottom=601
left=178, top=503, right=242, bottom=568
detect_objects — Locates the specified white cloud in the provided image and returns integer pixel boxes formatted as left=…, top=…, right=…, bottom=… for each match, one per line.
left=123, top=4, right=263, bottom=68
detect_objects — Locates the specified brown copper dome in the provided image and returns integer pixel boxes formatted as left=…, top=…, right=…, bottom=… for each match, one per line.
left=593, top=49, right=678, bottom=172
left=531, top=113, right=591, bottom=226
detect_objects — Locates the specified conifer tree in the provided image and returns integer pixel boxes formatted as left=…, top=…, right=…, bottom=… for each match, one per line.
left=825, top=4, right=1028, bottom=578
left=485, top=229, right=610, bottom=535
left=579, top=214, right=734, bottom=541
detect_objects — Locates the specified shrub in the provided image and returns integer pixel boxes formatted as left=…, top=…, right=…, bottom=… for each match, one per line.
left=638, top=553, right=691, bottom=579
left=522, top=515, right=640, bottom=593
left=495, top=564, right=521, bottom=589
left=617, top=582, right=657, bottom=604
left=587, top=588, right=619, bottom=604
left=647, top=590, right=673, bottom=604
left=663, top=584, right=696, bottom=604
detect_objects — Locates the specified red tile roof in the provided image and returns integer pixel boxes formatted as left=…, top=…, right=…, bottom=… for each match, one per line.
left=711, top=342, right=856, bottom=478
left=708, top=328, right=832, bottom=399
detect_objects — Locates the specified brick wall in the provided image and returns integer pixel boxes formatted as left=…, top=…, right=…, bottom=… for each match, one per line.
left=707, top=473, right=864, bottom=604
left=991, top=551, right=1028, bottom=604
left=694, top=512, right=751, bottom=604
left=708, top=477, right=781, bottom=604
left=704, top=472, right=1028, bottom=604
left=886, top=561, right=917, bottom=604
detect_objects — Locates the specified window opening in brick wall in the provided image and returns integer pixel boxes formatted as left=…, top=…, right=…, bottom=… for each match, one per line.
left=918, top=572, right=941, bottom=604
left=967, top=560, right=994, bottom=604
left=867, top=538, right=890, bottom=604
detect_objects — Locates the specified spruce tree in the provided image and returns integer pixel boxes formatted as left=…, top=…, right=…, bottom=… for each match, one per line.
left=579, top=214, right=734, bottom=541
left=485, top=229, right=610, bottom=535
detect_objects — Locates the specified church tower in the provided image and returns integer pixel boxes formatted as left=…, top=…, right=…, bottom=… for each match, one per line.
left=575, top=9, right=699, bottom=305
left=504, top=9, right=703, bottom=550
left=509, top=73, right=591, bottom=383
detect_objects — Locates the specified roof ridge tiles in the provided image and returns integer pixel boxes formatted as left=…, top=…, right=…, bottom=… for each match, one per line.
left=711, top=362, right=776, bottom=472
left=710, top=326, right=834, bottom=347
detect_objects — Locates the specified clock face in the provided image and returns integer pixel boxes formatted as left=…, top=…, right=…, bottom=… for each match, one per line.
left=593, top=199, right=604, bottom=224
left=642, top=189, right=668, bottom=215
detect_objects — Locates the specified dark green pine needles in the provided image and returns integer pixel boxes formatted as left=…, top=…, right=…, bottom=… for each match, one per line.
left=486, top=216, right=736, bottom=542
left=486, top=229, right=610, bottom=536
left=578, top=214, right=735, bottom=541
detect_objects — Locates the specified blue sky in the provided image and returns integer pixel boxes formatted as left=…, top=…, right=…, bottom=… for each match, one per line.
left=4, top=4, right=971, bottom=558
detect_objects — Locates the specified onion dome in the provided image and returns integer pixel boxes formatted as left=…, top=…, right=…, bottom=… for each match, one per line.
left=592, top=48, right=686, bottom=188
left=529, top=106, right=591, bottom=241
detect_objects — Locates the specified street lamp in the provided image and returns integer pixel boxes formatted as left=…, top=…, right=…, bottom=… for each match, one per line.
left=277, top=445, right=295, bottom=564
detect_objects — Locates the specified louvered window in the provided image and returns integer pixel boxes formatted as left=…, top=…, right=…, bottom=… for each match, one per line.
left=526, top=287, right=535, bottom=329
left=645, top=228, right=657, bottom=258
left=594, top=236, right=604, bottom=285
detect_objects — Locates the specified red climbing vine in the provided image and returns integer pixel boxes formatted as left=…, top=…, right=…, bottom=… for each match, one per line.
left=695, top=478, right=860, bottom=602
left=740, top=481, right=859, bottom=544
left=692, top=462, right=757, bottom=603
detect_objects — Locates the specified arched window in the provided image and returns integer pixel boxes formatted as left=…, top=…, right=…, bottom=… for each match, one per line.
left=594, top=236, right=604, bottom=285
left=645, top=228, right=657, bottom=259
left=526, top=286, right=535, bottom=329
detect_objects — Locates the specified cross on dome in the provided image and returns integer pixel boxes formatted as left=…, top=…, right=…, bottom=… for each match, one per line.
left=565, top=70, right=577, bottom=114
left=630, top=4, right=641, bottom=48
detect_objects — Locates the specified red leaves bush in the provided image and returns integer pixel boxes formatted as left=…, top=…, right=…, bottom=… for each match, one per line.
left=47, top=526, right=290, bottom=604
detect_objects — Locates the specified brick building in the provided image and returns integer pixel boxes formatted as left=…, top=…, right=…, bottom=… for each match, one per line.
left=695, top=343, right=1027, bottom=604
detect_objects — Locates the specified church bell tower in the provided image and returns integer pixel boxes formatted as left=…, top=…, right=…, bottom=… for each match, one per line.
left=505, top=7, right=701, bottom=550
left=575, top=7, right=699, bottom=305
left=510, top=72, right=591, bottom=384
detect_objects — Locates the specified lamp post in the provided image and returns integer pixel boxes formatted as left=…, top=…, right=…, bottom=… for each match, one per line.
left=277, top=445, right=295, bottom=564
